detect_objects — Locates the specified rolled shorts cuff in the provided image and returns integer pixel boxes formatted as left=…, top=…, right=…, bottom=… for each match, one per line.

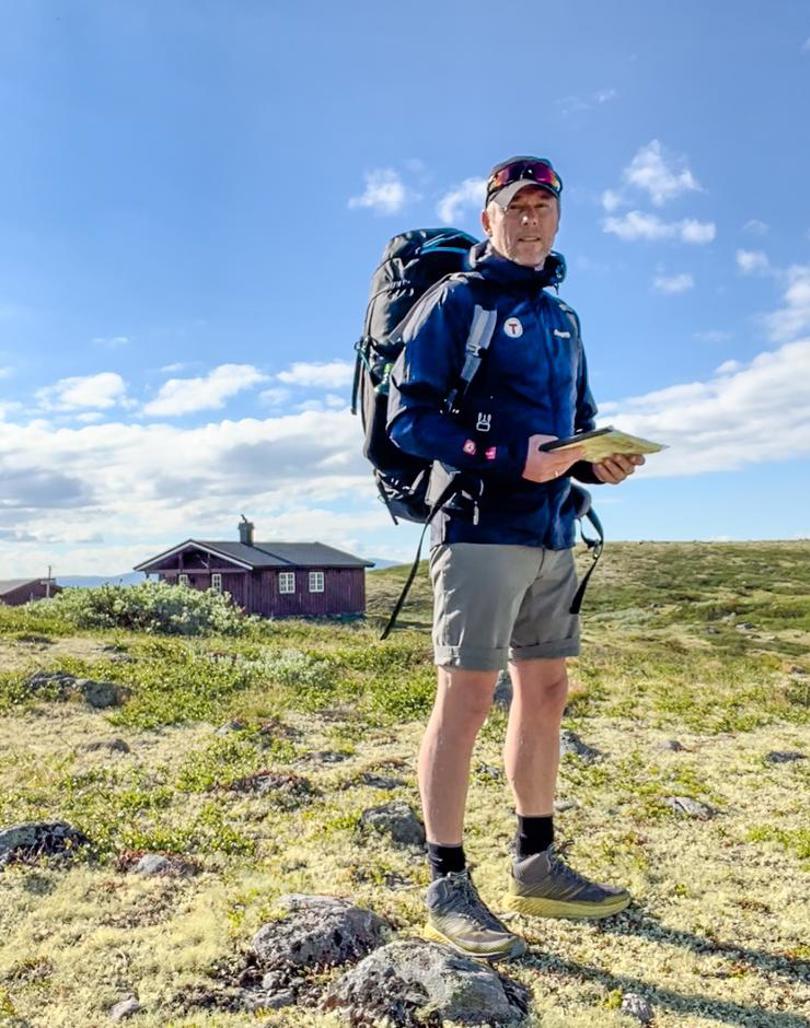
left=509, top=636, right=581, bottom=662
left=434, top=644, right=509, bottom=671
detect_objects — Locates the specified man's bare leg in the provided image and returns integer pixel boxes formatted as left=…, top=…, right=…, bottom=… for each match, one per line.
left=501, top=656, right=630, bottom=918
left=418, top=666, right=499, bottom=844
left=503, top=657, right=568, bottom=815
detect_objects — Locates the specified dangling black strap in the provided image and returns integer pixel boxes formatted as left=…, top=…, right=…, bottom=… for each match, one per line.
left=570, top=505, right=604, bottom=614
left=380, top=477, right=462, bottom=641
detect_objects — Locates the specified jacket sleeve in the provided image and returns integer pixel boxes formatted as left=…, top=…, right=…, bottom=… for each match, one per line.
left=569, top=317, right=604, bottom=486
left=387, top=283, right=527, bottom=481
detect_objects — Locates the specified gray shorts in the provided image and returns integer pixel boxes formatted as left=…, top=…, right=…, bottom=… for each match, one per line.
left=428, top=543, right=580, bottom=670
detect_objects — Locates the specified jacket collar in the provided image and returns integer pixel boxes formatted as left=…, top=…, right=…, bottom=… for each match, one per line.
left=468, top=240, right=567, bottom=291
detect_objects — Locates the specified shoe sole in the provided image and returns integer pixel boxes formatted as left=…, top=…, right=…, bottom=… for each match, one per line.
left=423, top=922, right=527, bottom=961
left=501, top=892, right=630, bottom=919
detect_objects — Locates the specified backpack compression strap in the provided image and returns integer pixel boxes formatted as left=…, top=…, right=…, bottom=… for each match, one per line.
left=570, top=504, right=604, bottom=614
left=380, top=304, right=497, bottom=640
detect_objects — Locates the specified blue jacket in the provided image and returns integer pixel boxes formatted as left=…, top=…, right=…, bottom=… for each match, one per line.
left=387, top=241, right=600, bottom=548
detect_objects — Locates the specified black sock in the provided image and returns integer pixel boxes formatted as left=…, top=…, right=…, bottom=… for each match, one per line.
left=427, top=843, right=466, bottom=880
left=515, top=815, right=554, bottom=858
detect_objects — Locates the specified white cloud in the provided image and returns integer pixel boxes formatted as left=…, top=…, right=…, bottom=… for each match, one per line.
left=595, top=88, right=618, bottom=103
left=557, top=88, right=618, bottom=115
left=276, top=360, right=354, bottom=389
left=603, top=210, right=716, bottom=244
left=259, top=387, right=291, bottom=407
left=160, top=362, right=189, bottom=374
left=143, top=364, right=267, bottom=417
left=0, top=407, right=376, bottom=575
left=0, top=366, right=12, bottom=379
left=763, top=264, right=810, bottom=342
left=36, top=372, right=128, bottom=412
left=694, top=330, right=733, bottom=344
left=92, top=335, right=130, bottom=349
left=622, top=140, right=701, bottom=206
left=601, top=189, right=623, bottom=212
left=742, top=219, right=769, bottom=236
left=348, top=169, right=410, bottom=215
left=736, top=249, right=770, bottom=275
left=603, top=338, right=810, bottom=476
left=653, top=272, right=694, bottom=294
left=436, top=177, right=487, bottom=223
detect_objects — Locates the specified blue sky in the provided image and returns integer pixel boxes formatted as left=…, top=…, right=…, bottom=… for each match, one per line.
left=1, top=0, right=809, bottom=576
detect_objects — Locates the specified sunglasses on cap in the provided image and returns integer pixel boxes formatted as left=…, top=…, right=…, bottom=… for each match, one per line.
left=486, top=157, right=562, bottom=204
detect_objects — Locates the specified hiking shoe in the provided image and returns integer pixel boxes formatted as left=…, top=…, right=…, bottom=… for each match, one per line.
left=425, top=869, right=527, bottom=961
left=502, top=845, right=630, bottom=919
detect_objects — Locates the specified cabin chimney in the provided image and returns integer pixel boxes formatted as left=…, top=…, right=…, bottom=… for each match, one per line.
left=239, top=515, right=254, bottom=547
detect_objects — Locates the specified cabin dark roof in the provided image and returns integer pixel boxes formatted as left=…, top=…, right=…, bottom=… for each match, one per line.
left=134, top=540, right=374, bottom=572
left=0, top=579, right=50, bottom=596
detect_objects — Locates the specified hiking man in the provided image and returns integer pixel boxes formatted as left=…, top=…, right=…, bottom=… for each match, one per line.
left=387, top=155, right=645, bottom=960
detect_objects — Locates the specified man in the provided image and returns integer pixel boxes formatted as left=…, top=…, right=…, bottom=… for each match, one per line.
left=387, top=155, right=645, bottom=961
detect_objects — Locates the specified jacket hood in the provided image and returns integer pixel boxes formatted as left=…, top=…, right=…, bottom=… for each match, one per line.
left=467, top=240, right=567, bottom=290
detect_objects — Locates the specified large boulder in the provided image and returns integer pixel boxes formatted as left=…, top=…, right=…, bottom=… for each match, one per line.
left=323, top=940, right=529, bottom=1026
left=250, top=895, right=390, bottom=971
left=25, top=671, right=127, bottom=708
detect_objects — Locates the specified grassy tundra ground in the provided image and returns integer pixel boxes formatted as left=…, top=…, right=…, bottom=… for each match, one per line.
left=0, top=541, right=808, bottom=1027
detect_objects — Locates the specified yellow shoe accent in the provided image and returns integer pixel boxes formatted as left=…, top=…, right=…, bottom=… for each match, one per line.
left=423, top=921, right=526, bottom=961
left=501, top=891, right=630, bottom=919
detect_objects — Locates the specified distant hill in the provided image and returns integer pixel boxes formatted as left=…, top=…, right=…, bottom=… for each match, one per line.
left=59, top=572, right=144, bottom=588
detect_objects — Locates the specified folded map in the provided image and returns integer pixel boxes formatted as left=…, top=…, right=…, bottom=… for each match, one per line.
left=541, top=426, right=667, bottom=464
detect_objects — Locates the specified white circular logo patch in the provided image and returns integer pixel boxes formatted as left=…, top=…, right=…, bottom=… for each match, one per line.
left=504, top=317, right=523, bottom=338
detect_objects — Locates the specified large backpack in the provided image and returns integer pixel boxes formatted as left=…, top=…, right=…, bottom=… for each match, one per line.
left=351, top=228, right=604, bottom=637
left=351, top=227, right=494, bottom=524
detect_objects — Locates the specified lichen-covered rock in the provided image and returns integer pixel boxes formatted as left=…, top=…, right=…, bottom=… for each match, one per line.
left=250, top=895, right=390, bottom=970
left=0, top=821, right=90, bottom=867
left=83, top=738, right=131, bottom=754
left=24, top=671, right=127, bottom=708
left=663, top=796, right=717, bottom=819
left=134, top=854, right=172, bottom=876
left=359, top=802, right=425, bottom=848
left=560, top=730, right=602, bottom=763
left=620, top=991, right=654, bottom=1024
left=110, top=996, right=142, bottom=1021
left=228, top=771, right=316, bottom=808
left=323, top=940, right=529, bottom=1026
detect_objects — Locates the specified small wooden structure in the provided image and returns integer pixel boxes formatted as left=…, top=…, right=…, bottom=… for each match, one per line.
left=133, top=519, right=373, bottom=618
left=0, top=578, right=62, bottom=606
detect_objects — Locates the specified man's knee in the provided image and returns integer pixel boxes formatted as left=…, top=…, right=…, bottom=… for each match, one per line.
left=433, top=666, right=498, bottom=730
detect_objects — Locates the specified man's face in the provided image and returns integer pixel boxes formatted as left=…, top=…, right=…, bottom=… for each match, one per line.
left=480, top=185, right=560, bottom=268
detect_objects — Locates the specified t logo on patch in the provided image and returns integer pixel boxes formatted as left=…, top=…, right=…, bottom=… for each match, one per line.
left=503, top=317, right=523, bottom=338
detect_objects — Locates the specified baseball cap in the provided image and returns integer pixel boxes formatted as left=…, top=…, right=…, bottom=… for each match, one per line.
left=485, top=156, right=563, bottom=209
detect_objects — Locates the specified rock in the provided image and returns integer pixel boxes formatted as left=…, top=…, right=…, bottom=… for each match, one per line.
left=560, top=730, right=602, bottom=763
left=620, top=991, right=654, bottom=1024
left=493, top=671, right=513, bottom=709
left=764, top=750, right=806, bottom=764
left=0, top=821, right=90, bottom=866
left=134, top=853, right=172, bottom=876
left=475, top=762, right=503, bottom=782
left=215, top=719, right=246, bottom=735
left=259, top=989, right=296, bottom=1009
left=228, top=771, right=315, bottom=807
left=308, top=750, right=350, bottom=764
left=360, top=772, right=406, bottom=790
left=359, top=802, right=426, bottom=848
left=323, top=940, right=529, bottom=1026
left=83, top=738, right=130, bottom=754
left=663, top=796, right=717, bottom=820
left=76, top=678, right=127, bottom=708
left=554, top=798, right=578, bottom=812
left=110, top=997, right=142, bottom=1021
left=251, top=895, right=390, bottom=970
left=659, top=739, right=686, bottom=752
left=23, top=671, right=126, bottom=708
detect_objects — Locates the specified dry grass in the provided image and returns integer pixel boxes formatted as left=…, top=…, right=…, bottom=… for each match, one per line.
left=0, top=541, right=808, bottom=1027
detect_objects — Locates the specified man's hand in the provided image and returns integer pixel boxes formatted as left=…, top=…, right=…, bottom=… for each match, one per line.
left=522, top=434, right=585, bottom=483
left=592, top=452, right=646, bottom=484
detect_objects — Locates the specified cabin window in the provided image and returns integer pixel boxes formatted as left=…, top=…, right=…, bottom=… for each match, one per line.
left=178, top=574, right=190, bottom=587
left=279, top=571, right=296, bottom=594
left=211, top=573, right=222, bottom=593
left=308, top=571, right=325, bottom=593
